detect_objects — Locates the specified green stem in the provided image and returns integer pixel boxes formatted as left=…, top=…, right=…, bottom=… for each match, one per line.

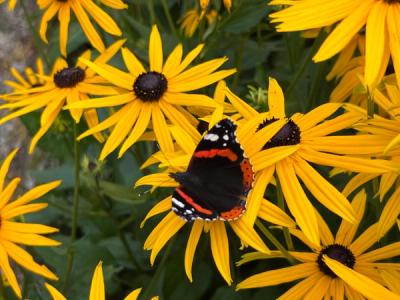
left=141, top=240, right=174, bottom=299
left=62, top=123, right=81, bottom=292
left=255, top=220, right=297, bottom=265
left=20, top=1, right=51, bottom=69
left=276, top=177, right=294, bottom=251
left=286, top=31, right=326, bottom=106
left=160, top=0, right=178, bottom=38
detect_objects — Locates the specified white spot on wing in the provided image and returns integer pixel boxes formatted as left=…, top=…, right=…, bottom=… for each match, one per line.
left=172, top=197, right=185, bottom=208
left=223, top=134, right=229, bottom=141
left=204, top=133, right=219, bottom=141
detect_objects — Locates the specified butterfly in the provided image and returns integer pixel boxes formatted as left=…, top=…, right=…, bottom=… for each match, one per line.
left=169, top=118, right=254, bottom=222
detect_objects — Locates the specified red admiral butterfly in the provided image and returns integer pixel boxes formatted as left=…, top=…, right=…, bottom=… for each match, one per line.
left=169, top=119, right=254, bottom=222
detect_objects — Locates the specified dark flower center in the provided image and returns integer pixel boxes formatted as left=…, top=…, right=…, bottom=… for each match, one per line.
left=257, top=118, right=300, bottom=150
left=385, top=0, right=400, bottom=3
left=317, top=244, right=356, bottom=278
left=133, top=71, right=167, bottom=102
left=54, top=67, right=85, bottom=88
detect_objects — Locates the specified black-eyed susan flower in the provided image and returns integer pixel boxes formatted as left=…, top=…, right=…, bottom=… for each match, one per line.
left=0, top=40, right=124, bottom=153
left=0, top=0, right=16, bottom=10
left=3, top=58, right=46, bottom=94
left=45, top=261, right=158, bottom=300
left=270, top=0, right=400, bottom=89
left=225, top=77, right=399, bottom=246
left=0, top=149, right=61, bottom=298
left=237, top=190, right=400, bottom=300
left=38, top=0, right=126, bottom=56
left=65, top=25, right=236, bottom=160
left=136, top=118, right=296, bottom=285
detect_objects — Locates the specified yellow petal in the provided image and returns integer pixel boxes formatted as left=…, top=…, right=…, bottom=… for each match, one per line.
left=118, top=103, right=152, bottom=158
left=377, top=187, right=400, bottom=239
left=276, top=160, right=320, bottom=246
left=245, top=167, right=275, bottom=225
left=258, top=198, right=296, bottom=228
left=149, top=25, right=163, bottom=72
left=237, top=263, right=317, bottom=290
left=277, top=272, right=321, bottom=300
left=293, top=157, right=356, bottom=223
left=2, top=240, right=58, bottom=280
left=251, top=145, right=299, bottom=172
left=225, top=86, right=257, bottom=119
left=185, top=220, right=203, bottom=282
left=336, top=190, right=366, bottom=245
left=0, top=149, right=18, bottom=192
left=69, top=0, right=105, bottom=52
left=231, top=218, right=270, bottom=254
left=268, top=77, right=285, bottom=118
left=0, top=243, right=21, bottom=298
left=0, top=178, right=20, bottom=210
left=140, top=196, right=172, bottom=228
left=150, top=213, right=185, bottom=265
left=45, top=283, right=67, bottom=300
left=323, top=255, right=400, bottom=300
left=89, top=261, right=105, bottom=300
left=58, top=4, right=70, bottom=57
left=364, top=2, right=389, bottom=88
left=124, top=288, right=142, bottom=300
left=313, top=0, right=372, bottom=62
left=100, top=101, right=142, bottom=160
left=210, top=221, right=232, bottom=285
left=121, top=47, right=146, bottom=78
left=303, top=275, right=331, bottom=300
left=3, top=180, right=61, bottom=212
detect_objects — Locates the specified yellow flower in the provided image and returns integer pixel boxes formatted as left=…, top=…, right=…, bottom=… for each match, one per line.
left=200, top=0, right=231, bottom=12
left=65, top=25, right=236, bottom=160
left=237, top=190, right=400, bottom=300
left=270, top=0, right=400, bottom=88
left=0, top=40, right=124, bottom=153
left=179, top=8, right=218, bottom=38
left=0, top=149, right=61, bottom=298
left=136, top=118, right=295, bottom=285
left=2, top=58, right=46, bottom=100
left=225, top=77, right=398, bottom=246
left=341, top=101, right=400, bottom=238
left=0, top=0, right=17, bottom=10
left=38, top=0, right=127, bottom=56
left=45, top=261, right=158, bottom=300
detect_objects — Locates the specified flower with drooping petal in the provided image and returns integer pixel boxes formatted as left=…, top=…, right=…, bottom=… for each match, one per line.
left=0, top=40, right=124, bottom=153
left=0, top=149, right=61, bottom=298
left=136, top=116, right=296, bottom=285
left=237, top=190, right=400, bottom=300
left=45, top=261, right=158, bottom=300
left=270, top=0, right=400, bottom=88
left=225, top=77, right=399, bottom=246
left=65, top=25, right=236, bottom=160
left=38, top=0, right=127, bottom=56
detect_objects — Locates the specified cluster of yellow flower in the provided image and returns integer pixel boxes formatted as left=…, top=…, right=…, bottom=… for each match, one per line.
left=0, top=0, right=400, bottom=299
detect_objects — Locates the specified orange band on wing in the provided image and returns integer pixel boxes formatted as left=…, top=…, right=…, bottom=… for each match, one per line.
left=176, top=188, right=213, bottom=215
left=194, top=149, right=238, bottom=161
